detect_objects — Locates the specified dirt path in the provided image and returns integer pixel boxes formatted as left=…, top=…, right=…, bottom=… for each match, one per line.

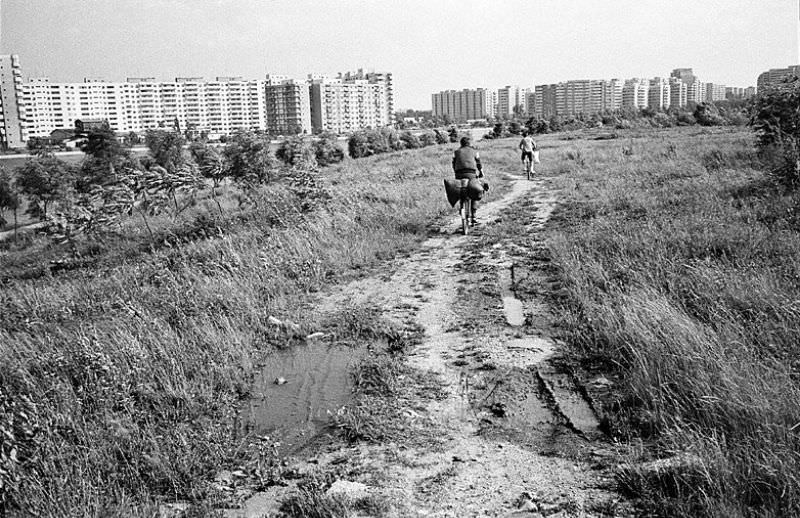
left=224, top=174, right=628, bottom=518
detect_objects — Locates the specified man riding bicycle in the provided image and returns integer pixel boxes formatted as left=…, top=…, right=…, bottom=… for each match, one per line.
left=452, top=135, right=484, bottom=226
left=519, top=131, right=538, bottom=180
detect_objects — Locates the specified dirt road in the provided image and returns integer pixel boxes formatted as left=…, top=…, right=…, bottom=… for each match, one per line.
left=223, top=174, right=629, bottom=517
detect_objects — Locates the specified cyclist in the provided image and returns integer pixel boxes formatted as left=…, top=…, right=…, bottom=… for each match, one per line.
left=452, top=135, right=484, bottom=225
left=519, top=131, right=538, bottom=179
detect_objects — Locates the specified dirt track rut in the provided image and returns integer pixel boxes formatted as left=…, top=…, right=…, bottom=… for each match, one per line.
left=226, top=175, right=627, bottom=517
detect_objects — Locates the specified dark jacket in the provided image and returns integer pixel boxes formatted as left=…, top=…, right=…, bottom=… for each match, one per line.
left=452, top=146, right=482, bottom=175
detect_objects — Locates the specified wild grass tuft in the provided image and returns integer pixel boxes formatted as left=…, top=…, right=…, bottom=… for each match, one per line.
left=543, top=126, right=800, bottom=517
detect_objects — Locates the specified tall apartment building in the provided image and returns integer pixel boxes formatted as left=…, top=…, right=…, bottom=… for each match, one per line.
left=704, top=83, right=726, bottom=102
left=264, top=75, right=312, bottom=135
left=0, top=54, right=25, bottom=148
left=647, top=78, right=671, bottom=110
left=496, top=85, right=528, bottom=117
left=725, top=86, right=755, bottom=100
left=687, top=79, right=706, bottom=104
left=19, top=76, right=266, bottom=139
left=431, top=88, right=493, bottom=122
left=757, top=65, right=800, bottom=90
left=310, top=76, right=389, bottom=134
left=342, top=69, right=394, bottom=125
left=531, top=79, right=621, bottom=118
left=622, top=79, right=649, bottom=109
left=669, top=78, right=687, bottom=108
left=670, top=68, right=697, bottom=85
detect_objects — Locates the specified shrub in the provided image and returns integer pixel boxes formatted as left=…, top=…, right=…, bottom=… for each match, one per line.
left=399, top=131, right=422, bottom=150
left=419, top=132, right=436, bottom=147
left=433, top=129, right=448, bottom=145
left=751, top=75, right=800, bottom=188
left=313, top=132, right=345, bottom=166
left=276, top=135, right=317, bottom=167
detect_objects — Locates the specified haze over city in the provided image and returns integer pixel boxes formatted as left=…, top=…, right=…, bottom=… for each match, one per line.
left=1, top=0, right=798, bottom=110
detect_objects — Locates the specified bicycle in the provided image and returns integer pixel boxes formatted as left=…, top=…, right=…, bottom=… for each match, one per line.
left=458, top=182, right=472, bottom=235
left=523, top=155, right=533, bottom=181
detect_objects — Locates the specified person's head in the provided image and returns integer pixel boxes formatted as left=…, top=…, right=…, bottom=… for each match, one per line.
left=460, top=136, right=471, bottom=147
left=522, top=131, right=528, bottom=137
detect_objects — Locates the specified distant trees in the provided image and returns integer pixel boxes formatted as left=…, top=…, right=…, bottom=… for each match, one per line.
left=347, top=127, right=439, bottom=159
left=15, top=154, right=74, bottom=220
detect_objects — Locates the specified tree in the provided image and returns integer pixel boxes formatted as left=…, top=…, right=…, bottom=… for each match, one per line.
left=145, top=130, right=188, bottom=172
left=223, top=130, right=275, bottom=186
left=694, top=102, right=724, bottom=126
left=79, top=128, right=130, bottom=188
left=313, top=132, right=345, bottom=166
left=14, top=154, right=74, bottom=220
left=0, top=168, right=20, bottom=231
left=276, top=136, right=317, bottom=167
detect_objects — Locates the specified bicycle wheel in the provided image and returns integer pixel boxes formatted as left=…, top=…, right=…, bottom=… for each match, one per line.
left=461, top=198, right=470, bottom=235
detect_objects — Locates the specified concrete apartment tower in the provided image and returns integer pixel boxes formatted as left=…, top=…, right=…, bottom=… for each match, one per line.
left=0, top=54, right=25, bottom=149
left=757, top=65, right=800, bottom=90
left=431, top=88, right=493, bottom=122
left=648, top=78, right=671, bottom=110
left=264, top=74, right=312, bottom=135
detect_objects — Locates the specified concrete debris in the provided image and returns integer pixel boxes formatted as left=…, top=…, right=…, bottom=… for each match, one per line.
left=274, top=377, right=288, bottom=385
left=325, top=480, right=370, bottom=500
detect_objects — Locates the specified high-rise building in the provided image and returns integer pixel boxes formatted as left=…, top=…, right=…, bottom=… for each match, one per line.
left=531, top=79, right=621, bottom=118
left=669, top=78, right=688, bottom=108
left=497, top=85, right=527, bottom=117
left=342, top=69, right=394, bottom=126
left=264, top=75, right=312, bottom=135
left=687, top=79, right=706, bottom=104
left=431, top=88, right=493, bottom=122
left=0, top=55, right=25, bottom=148
left=310, top=76, right=389, bottom=133
left=670, top=68, right=697, bottom=85
left=757, top=65, right=800, bottom=90
left=20, top=76, right=266, bottom=139
left=648, top=78, right=671, bottom=110
left=725, top=86, right=755, bottom=100
left=622, top=79, right=649, bottom=109
left=704, top=83, right=726, bottom=102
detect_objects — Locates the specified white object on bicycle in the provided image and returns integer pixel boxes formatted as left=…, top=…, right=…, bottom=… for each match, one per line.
left=533, top=150, right=540, bottom=164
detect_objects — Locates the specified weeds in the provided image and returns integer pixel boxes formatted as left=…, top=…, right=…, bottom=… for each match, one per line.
left=544, top=126, right=800, bottom=516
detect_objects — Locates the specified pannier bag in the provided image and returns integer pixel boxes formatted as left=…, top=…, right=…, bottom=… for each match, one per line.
left=443, top=178, right=490, bottom=207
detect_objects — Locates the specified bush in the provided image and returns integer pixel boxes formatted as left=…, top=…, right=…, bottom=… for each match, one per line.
left=433, top=129, right=448, bottom=145
left=313, top=132, right=345, bottom=166
left=399, top=131, right=421, bottom=150
left=751, top=75, right=800, bottom=188
left=694, top=103, right=725, bottom=126
left=276, top=136, right=317, bottom=167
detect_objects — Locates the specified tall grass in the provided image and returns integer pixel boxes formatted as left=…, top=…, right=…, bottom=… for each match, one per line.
left=0, top=144, right=492, bottom=516
left=542, top=127, right=800, bottom=516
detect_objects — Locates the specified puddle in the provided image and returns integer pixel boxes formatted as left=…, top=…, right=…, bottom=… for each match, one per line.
left=242, top=342, right=368, bottom=453
left=498, top=265, right=525, bottom=327
left=536, top=364, right=602, bottom=439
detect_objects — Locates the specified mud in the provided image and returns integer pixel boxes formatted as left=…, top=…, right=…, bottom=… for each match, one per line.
left=223, top=173, right=631, bottom=517
left=242, top=342, right=367, bottom=453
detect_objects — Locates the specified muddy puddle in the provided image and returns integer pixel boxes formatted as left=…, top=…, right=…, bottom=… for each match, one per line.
left=241, top=342, right=367, bottom=453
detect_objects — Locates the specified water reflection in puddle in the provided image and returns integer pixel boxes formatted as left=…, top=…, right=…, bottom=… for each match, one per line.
left=242, top=342, right=368, bottom=453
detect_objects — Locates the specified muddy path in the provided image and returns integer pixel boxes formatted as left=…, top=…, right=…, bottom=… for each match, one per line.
left=223, top=174, right=630, bottom=518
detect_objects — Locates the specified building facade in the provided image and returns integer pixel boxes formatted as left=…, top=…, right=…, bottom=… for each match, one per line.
left=669, top=78, right=688, bottom=108
left=622, top=79, right=649, bottom=109
left=757, top=65, right=800, bottom=90
left=0, top=54, right=25, bottom=148
left=264, top=75, right=312, bottom=135
left=431, top=88, right=493, bottom=122
left=531, top=79, right=622, bottom=118
left=704, top=83, right=727, bottom=102
left=310, top=76, right=389, bottom=134
left=648, top=78, right=671, bottom=110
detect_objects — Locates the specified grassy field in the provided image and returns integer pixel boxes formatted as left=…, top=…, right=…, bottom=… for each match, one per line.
left=0, top=141, right=518, bottom=516
left=536, top=126, right=800, bottom=517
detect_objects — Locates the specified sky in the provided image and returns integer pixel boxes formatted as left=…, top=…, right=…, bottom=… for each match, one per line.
left=1, top=0, right=798, bottom=110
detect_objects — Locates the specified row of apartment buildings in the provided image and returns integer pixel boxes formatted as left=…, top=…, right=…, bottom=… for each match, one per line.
left=432, top=67, right=775, bottom=122
left=0, top=55, right=394, bottom=149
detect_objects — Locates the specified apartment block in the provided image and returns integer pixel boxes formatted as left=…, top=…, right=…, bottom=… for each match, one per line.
left=496, top=85, right=527, bottom=117
left=264, top=75, right=312, bottom=135
left=310, top=76, right=389, bottom=134
left=648, top=78, right=671, bottom=110
left=687, top=79, right=706, bottom=104
left=669, top=78, right=688, bottom=108
left=532, top=79, right=621, bottom=118
left=622, top=79, right=649, bottom=109
left=19, top=76, right=266, bottom=139
left=704, top=83, right=726, bottom=102
left=431, top=88, right=493, bottom=122
left=725, top=86, right=755, bottom=100
left=342, top=69, right=394, bottom=125
left=757, top=65, right=800, bottom=90
left=0, top=54, right=25, bottom=148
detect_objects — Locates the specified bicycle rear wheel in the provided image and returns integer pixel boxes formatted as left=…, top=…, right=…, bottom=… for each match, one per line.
left=461, top=198, right=470, bottom=235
